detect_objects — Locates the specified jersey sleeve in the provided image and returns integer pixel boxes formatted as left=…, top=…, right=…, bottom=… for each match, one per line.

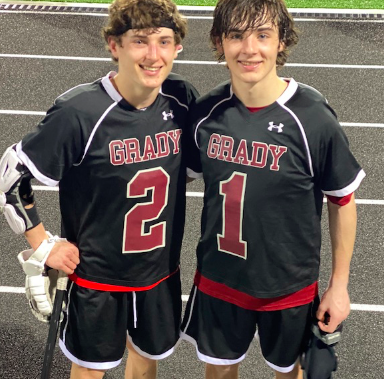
left=311, top=104, right=365, bottom=196
left=16, top=100, right=84, bottom=186
left=184, top=101, right=203, bottom=179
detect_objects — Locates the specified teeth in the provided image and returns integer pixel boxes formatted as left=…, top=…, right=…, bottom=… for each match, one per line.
left=142, top=66, right=159, bottom=71
left=241, top=62, right=259, bottom=66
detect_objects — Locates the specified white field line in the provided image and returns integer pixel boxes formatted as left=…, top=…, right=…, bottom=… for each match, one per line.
left=0, top=110, right=46, bottom=116
left=0, top=54, right=384, bottom=70
left=30, top=187, right=384, bottom=205
left=0, top=11, right=382, bottom=23
left=1, top=287, right=383, bottom=311
left=2, top=3, right=384, bottom=14
left=340, top=122, right=384, bottom=128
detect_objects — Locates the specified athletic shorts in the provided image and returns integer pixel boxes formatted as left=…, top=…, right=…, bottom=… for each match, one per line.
left=181, top=286, right=313, bottom=373
left=59, top=270, right=182, bottom=370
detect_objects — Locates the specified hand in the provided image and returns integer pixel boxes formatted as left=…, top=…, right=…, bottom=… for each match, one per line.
left=316, top=284, right=350, bottom=333
left=46, top=241, right=80, bottom=275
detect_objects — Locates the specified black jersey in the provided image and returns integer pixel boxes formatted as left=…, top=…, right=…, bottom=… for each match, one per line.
left=187, top=78, right=365, bottom=299
left=17, top=72, right=199, bottom=287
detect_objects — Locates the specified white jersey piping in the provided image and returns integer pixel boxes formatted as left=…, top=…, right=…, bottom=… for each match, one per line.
left=180, top=331, right=247, bottom=365
left=181, top=285, right=197, bottom=333
left=54, top=81, right=93, bottom=104
left=194, top=87, right=234, bottom=148
left=73, top=101, right=118, bottom=166
left=59, top=339, right=122, bottom=369
left=187, top=167, right=203, bottom=179
left=101, top=71, right=123, bottom=103
left=265, top=358, right=298, bottom=373
left=132, top=291, right=138, bottom=329
left=126, top=333, right=179, bottom=360
left=61, top=280, right=74, bottom=345
left=322, top=169, right=366, bottom=196
left=16, top=142, right=59, bottom=187
left=160, top=87, right=189, bottom=110
left=278, top=103, right=314, bottom=177
left=277, top=79, right=314, bottom=177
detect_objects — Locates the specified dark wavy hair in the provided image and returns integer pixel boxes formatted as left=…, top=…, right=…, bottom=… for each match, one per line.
left=210, top=0, right=299, bottom=68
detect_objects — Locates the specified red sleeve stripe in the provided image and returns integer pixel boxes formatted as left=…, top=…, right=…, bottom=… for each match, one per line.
left=194, top=271, right=318, bottom=311
left=326, top=192, right=353, bottom=206
left=68, top=267, right=179, bottom=292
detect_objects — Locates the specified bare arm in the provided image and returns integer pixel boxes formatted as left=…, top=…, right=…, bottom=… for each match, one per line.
left=24, top=223, right=79, bottom=275
left=316, top=193, right=357, bottom=333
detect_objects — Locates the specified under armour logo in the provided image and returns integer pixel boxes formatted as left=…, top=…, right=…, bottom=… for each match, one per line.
left=162, top=110, right=174, bottom=121
left=268, top=122, right=284, bottom=133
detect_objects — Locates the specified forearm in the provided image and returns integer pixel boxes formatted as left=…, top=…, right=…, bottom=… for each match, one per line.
left=327, top=193, right=357, bottom=287
left=24, top=222, right=49, bottom=250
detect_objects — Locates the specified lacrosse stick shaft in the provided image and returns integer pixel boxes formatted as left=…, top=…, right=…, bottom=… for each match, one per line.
left=40, top=271, right=68, bottom=379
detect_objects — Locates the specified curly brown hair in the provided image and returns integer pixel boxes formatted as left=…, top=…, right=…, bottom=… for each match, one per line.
left=210, top=0, right=298, bottom=68
left=102, top=0, right=187, bottom=62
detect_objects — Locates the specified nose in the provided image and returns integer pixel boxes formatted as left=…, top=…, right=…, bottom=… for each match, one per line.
left=146, top=43, right=159, bottom=60
left=242, top=34, right=258, bottom=55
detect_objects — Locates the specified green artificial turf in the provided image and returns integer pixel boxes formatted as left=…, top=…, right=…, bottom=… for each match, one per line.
left=26, top=0, right=384, bottom=9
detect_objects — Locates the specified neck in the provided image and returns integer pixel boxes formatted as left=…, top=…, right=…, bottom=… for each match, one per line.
left=232, top=76, right=288, bottom=108
left=112, top=74, right=160, bottom=109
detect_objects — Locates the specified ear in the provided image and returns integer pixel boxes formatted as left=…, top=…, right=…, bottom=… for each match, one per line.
left=215, top=37, right=224, bottom=55
left=108, top=37, right=119, bottom=60
left=175, top=44, right=183, bottom=58
left=278, top=40, right=285, bottom=52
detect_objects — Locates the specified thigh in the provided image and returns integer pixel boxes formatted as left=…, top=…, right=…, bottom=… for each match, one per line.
left=181, top=286, right=257, bottom=364
left=257, top=302, right=313, bottom=372
left=127, top=270, right=182, bottom=359
left=60, top=282, right=128, bottom=370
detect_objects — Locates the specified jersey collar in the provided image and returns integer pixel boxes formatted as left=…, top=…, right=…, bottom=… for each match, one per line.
left=276, top=78, right=298, bottom=106
left=101, top=71, right=123, bottom=103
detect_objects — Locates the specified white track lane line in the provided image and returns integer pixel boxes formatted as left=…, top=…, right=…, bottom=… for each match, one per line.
left=28, top=186, right=384, bottom=205
left=1, top=287, right=383, bottom=312
left=1, top=54, right=384, bottom=70
left=0, top=11, right=383, bottom=23
left=27, top=185, right=384, bottom=205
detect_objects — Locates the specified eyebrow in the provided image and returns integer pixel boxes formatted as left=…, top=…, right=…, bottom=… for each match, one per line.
left=256, top=27, right=274, bottom=32
left=130, top=34, right=174, bottom=39
left=228, top=25, right=275, bottom=34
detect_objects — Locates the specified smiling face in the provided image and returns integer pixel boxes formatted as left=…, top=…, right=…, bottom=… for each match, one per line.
left=219, top=22, right=283, bottom=89
left=108, top=27, right=181, bottom=92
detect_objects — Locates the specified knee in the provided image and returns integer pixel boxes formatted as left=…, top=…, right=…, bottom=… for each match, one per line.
left=126, top=343, right=156, bottom=366
left=70, top=363, right=105, bottom=379
left=274, top=362, right=302, bottom=379
left=206, top=363, right=239, bottom=379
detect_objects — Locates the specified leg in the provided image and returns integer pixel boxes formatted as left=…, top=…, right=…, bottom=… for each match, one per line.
left=70, top=363, right=105, bottom=379
left=205, top=363, right=239, bottom=379
left=125, top=340, right=158, bottom=379
left=275, top=362, right=303, bottom=379
left=61, top=285, right=127, bottom=376
left=257, top=303, right=312, bottom=379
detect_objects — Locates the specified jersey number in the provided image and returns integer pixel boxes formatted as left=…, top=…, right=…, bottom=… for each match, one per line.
left=217, top=172, right=248, bottom=259
left=123, top=167, right=170, bottom=254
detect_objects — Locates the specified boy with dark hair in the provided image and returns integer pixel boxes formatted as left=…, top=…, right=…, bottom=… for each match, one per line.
left=0, top=0, right=198, bottom=378
left=181, top=0, right=364, bottom=378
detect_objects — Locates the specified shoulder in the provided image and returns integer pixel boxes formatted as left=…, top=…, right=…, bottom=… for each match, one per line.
left=283, top=80, right=340, bottom=135
left=53, top=78, right=114, bottom=116
left=161, top=73, right=199, bottom=108
left=192, top=81, right=232, bottom=119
